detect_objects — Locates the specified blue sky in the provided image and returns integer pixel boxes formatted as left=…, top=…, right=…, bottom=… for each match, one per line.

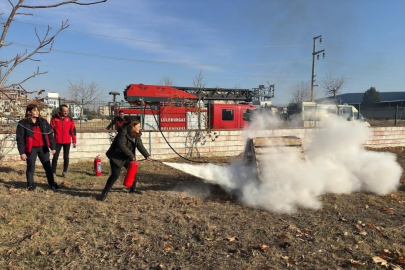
left=1, top=0, right=405, bottom=104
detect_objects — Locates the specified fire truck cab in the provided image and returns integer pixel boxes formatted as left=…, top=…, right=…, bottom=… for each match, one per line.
left=209, top=103, right=256, bottom=129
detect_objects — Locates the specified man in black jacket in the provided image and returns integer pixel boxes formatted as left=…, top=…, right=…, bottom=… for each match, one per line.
left=99, top=120, right=152, bottom=201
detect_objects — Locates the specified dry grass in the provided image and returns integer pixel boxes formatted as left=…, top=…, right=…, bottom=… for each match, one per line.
left=367, top=119, right=405, bottom=127
left=0, top=151, right=405, bottom=270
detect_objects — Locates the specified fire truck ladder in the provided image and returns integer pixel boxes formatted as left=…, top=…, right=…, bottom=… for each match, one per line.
left=174, top=84, right=275, bottom=102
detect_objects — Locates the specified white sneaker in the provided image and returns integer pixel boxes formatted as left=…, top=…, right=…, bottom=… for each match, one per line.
left=62, top=172, right=67, bottom=178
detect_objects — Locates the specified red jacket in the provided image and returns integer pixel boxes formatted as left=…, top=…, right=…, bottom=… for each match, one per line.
left=50, top=113, right=77, bottom=144
left=16, top=118, right=55, bottom=154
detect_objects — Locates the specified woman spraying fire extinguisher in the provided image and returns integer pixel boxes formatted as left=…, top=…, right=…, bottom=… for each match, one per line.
left=98, top=120, right=152, bottom=201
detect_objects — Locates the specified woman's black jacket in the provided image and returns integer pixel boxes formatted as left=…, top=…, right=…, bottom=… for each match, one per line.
left=106, top=127, right=149, bottom=167
left=16, top=118, right=56, bottom=155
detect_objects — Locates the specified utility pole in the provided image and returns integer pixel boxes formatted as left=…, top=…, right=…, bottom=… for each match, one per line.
left=311, top=35, right=325, bottom=102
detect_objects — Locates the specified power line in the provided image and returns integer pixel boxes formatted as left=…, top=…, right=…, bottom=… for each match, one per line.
left=11, top=19, right=312, bottom=49
left=8, top=41, right=312, bottom=67
left=9, top=42, right=403, bottom=72
left=324, top=43, right=405, bottom=58
left=321, top=59, right=405, bottom=72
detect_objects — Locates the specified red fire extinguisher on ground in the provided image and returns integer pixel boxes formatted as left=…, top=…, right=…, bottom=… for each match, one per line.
left=94, top=155, right=102, bottom=176
left=123, top=160, right=139, bottom=187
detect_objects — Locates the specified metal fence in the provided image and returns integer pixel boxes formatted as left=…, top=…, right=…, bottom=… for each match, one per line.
left=354, top=105, right=405, bottom=126
left=0, top=101, right=115, bottom=134
left=356, top=106, right=405, bottom=120
left=3, top=101, right=405, bottom=134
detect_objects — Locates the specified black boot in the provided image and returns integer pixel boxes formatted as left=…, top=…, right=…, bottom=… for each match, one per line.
left=50, top=182, right=60, bottom=190
left=98, top=189, right=109, bottom=201
left=130, top=179, right=142, bottom=194
left=129, top=188, right=142, bottom=194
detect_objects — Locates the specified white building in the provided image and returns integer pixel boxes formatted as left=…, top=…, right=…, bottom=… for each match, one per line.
left=41, top=92, right=82, bottom=118
left=99, top=105, right=111, bottom=116
left=43, top=92, right=59, bottom=109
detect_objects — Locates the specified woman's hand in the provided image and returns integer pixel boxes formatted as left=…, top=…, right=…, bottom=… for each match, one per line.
left=20, top=154, right=27, bottom=161
left=51, top=150, right=56, bottom=155
left=146, top=156, right=153, bottom=161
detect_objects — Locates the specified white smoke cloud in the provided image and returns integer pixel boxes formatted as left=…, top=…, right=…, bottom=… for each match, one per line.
left=164, top=114, right=402, bottom=213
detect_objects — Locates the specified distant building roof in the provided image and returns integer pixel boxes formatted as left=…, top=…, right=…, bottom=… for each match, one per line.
left=315, top=92, right=405, bottom=105
left=48, top=92, right=59, bottom=98
left=40, top=96, right=78, bottom=104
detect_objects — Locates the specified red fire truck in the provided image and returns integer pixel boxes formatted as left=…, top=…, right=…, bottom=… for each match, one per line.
left=110, top=84, right=272, bottom=130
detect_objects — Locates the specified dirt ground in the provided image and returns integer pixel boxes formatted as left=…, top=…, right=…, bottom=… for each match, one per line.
left=0, top=149, right=404, bottom=270
left=367, top=119, right=405, bottom=127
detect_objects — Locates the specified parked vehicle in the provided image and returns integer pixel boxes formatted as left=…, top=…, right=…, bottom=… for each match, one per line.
left=73, top=117, right=88, bottom=123
left=287, top=102, right=369, bottom=127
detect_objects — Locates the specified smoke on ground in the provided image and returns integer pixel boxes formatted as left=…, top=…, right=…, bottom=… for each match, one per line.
left=164, top=115, right=402, bottom=213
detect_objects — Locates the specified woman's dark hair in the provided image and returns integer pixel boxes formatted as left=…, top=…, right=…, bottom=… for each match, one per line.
left=127, top=119, right=142, bottom=138
left=24, top=104, right=43, bottom=121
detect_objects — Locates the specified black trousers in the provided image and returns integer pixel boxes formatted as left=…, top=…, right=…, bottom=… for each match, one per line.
left=103, top=160, right=137, bottom=192
left=26, top=147, right=55, bottom=186
left=52, top=143, right=71, bottom=173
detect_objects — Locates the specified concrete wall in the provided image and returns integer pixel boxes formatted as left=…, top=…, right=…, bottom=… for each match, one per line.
left=1, top=126, right=404, bottom=164
left=365, top=126, right=405, bottom=147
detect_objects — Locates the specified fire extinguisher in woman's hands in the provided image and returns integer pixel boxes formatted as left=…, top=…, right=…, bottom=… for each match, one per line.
left=123, top=160, right=138, bottom=187
left=94, top=155, right=102, bottom=176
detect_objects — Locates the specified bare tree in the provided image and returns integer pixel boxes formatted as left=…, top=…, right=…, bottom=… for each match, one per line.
left=186, top=70, right=207, bottom=158
left=322, top=74, right=346, bottom=106
left=158, top=76, right=174, bottom=86
left=290, top=81, right=311, bottom=104
left=0, top=0, right=107, bottom=91
left=0, top=0, right=106, bottom=163
left=67, top=78, right=103, bottom=118
left=193, top=70, right=206, bottom=92
left=193, top=70, right=206, bottom=130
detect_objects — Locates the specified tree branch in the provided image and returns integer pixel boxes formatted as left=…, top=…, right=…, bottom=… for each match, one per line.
left=15, top=12, right=33, bottom=16
left=1, top=0, right=106, bottom=91
left=0, top=20, right=68, bottom=87
left=0, top=0, right=23, bottom=50
left=3, top=68, right=48, bottom=89
left=21, top=0, right=107, bottom=9
left=0, top=89, right=13, bottom=100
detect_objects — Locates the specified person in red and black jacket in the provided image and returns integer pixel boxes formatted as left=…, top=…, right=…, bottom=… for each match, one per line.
left=106, top=110, right=128, bottom=131
left=16, top=104, right=60, bottom=191
left=50, top=104, right=77, bottom=178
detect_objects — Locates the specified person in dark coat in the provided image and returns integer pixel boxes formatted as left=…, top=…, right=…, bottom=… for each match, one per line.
left=16, top=104, right=60, bottom=191
left=106, top=110, right=128, bottom=131
left=98, top=120, right=152, bottom=201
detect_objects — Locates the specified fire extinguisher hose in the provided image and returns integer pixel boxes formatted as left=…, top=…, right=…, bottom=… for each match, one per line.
left=146, top=102, right=207, bottom=164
